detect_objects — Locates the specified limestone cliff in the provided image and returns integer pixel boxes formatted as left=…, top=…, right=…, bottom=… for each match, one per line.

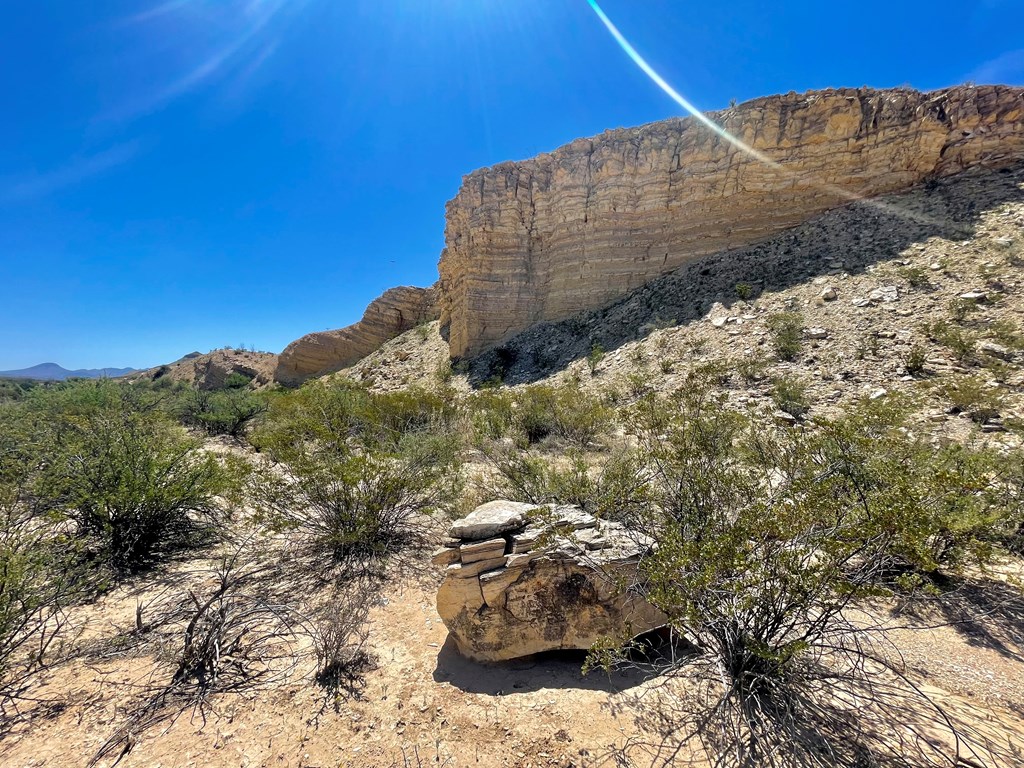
left=438, top=85, right=1024, bottom=358
left=275, top=285, right=439, bottom=385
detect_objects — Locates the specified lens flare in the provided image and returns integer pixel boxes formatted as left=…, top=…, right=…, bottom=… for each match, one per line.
left=585, top=0, right=948, bottom=228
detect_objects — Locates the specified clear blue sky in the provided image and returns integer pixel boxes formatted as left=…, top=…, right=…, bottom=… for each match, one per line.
left=2, top=0, right=1022, bottom=370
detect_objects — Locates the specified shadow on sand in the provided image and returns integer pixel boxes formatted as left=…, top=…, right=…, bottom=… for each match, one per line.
left=432, top=635, right=663, bottom=696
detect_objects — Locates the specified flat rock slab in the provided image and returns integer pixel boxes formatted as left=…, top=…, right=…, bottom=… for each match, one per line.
left=449, top=500, right=537, bottom=541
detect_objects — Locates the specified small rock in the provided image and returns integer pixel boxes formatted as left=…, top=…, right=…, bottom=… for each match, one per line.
left=820, top=286, right=838, bottom=301
left=711, top=317, right=727, bottom=328
left=868, top=388, right=888, bottom=400
left=959, top=291, right=988, bottom=302
left=805, top=327, right=828, bottom=340
left=774, top=411, right=797, bottom=426
left=979, top=341, right=1014, bottom=361
left=450, top=500, right=535, bottom=541
left=868, top=286, right=900, bottom=303
left=982, top=421, right=1007, bottom=434
left=431, top=547, right=461, bottom=568
left=994, top=237, right=1014, bottom=249
left=929, top=262, right=943, bottom=271
left=460, top=538, right=508, bottom=564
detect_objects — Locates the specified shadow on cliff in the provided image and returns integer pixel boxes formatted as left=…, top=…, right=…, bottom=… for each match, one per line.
left=432, top=636, right=667, bottom=695
left=463, top=165, right=1024, bottom=387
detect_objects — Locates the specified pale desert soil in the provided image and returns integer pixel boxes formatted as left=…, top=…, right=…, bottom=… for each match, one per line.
left=4, top=553, right=1024, bottom=768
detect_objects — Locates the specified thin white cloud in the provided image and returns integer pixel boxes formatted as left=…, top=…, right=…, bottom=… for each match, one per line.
left=104, top=0, right=300, bottom=121
left=0, top=142, right=141, bottom=202
left=966, top=49, right=1024, bottom=85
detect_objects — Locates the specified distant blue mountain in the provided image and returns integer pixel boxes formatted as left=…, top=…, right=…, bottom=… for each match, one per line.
left=0, top=363, right=137, bottom=381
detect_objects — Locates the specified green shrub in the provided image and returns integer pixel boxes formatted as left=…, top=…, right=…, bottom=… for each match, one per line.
left=734, top=282, right=754, bottom=300
left=987, top=319, right=1024, bottom=350
left=939, top=376, right=1002, bottom=423
left=926, top=320, right=976, bottom=363
left=771, top=375, right=810, bottom=418
left=254, top=439, right=461, bottom=580
left=590, top=379, right=1024, bottom=766
left=903, top=344, right=928, bottom=375
left=514, top=383, right=611, bottom=448
left=586, top=343, right=605, bottom=375
left=37, top=405, right=229, bottom=573
left=766, top=311, right=803, bottom=361
left=898, top=265, right=931, bottom=289
left=177, top=388, right=267, bottom=438
left=948, top=297, right=979, bottom=322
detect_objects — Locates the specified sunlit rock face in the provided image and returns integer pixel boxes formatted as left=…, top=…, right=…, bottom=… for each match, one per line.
left=438, top=85, right=1024, bottom=358
left=435, top=501, right=667, bottom=663
left=275, top=285, right=439, bottom=385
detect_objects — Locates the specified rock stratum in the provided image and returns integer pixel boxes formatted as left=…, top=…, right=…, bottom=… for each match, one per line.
left=275, top=285, right=439, bottom=385
left=435, top=501, right=666, bottom=663
left=438, top=85, right=1024, bottom=357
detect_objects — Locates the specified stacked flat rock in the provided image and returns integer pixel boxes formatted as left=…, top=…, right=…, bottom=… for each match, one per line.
left=434, top=500, right=667, bottom=663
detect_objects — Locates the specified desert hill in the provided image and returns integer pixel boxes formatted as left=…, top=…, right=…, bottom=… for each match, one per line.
left=129, top=348, right=278, bottom=390
left=0, top=362, right=137, bottom=381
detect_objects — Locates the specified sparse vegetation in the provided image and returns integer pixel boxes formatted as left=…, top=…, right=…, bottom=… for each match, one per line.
left=766, top=311, right=803, bottom=361
left=771, top=374, right=811, bottom=418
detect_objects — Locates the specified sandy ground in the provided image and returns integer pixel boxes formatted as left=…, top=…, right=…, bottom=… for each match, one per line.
left=4, top=554, right=1024, bottom=768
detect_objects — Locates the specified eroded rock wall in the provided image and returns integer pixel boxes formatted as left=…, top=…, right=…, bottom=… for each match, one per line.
left=438, top=85, right=1024, bottom=358
left=275, top=285, right=439, bottom=385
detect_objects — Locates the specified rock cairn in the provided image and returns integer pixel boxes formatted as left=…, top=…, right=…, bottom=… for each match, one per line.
left=434, top=500, right=666, bottom=663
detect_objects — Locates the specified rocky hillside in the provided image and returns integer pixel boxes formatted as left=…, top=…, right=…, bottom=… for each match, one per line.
left=345, top=164, right=1024, bottom=444
left=276, top=86, right=1024, bottom=381
left=131, top=348, right=278, bottom=390
left=438, top=85, right=1024, bottom=358
left=275, top=285, right=439, bottom=385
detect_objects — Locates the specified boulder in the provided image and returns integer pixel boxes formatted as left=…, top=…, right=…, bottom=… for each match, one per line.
left=435, top=502, right=667, bottom=663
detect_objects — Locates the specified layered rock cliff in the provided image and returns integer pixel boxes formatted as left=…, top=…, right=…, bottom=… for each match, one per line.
left=275, top=285, right=439, bottom=385
left=438, top=85, right=1024, bottom=358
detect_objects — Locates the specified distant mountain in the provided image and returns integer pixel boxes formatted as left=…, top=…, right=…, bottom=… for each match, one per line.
left=0, top=363, right=137, bottom=381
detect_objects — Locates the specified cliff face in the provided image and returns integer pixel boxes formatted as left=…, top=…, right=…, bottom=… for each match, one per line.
left=275, top=285, right=439, bottom=385
left=438, top=85, right=1024, bottom=358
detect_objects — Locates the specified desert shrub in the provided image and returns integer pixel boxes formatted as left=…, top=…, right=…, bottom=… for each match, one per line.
left=254, top=437, right=461, bottom=580
left=926, top=320, right=976, bottom=363
left=948, top=297, right=979, bottom=322
left=250, top=380, right=371, bottom=460
left=478, top=446, right=651, bottom=524
left=221, top=372, right=253, bottom=390
left=771, top=375, right=810, bottom=418
left=30, top=388, right=228, bottom=572
left=513, top=382, right=612, bottom=448
left=939, top=376, right=1002, bottom=423
left=903, top=344, right=928, bottom=374
left=591, top=379, right=1024, bottom=767
left=176, top=388, right=267, bottom=438
left=987, top=318, right=1024, bottom=350
left=734, top=282, right=754, bottom=300
left=312, top=589, right=376, bottom=707
left=898, top=264, right=931, bottom=289
left=0, top=443, right=78, bottom=708
left=766, top=311, right=803, bottom=361
left=466, top=389, right=517, bottom=442
left=735, top=354, right=768, bottom=383
left=587, top=343, right=605, bottom=375
left=252, top=381, right=457, bottom=461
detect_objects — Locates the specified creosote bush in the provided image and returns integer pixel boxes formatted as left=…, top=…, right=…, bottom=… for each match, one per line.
left=770, top=374, right=810, bottom=418
left=766, top=311, right=803, bottom=361
left=583, top=372, right=1024, bottom=767
left=23, top=382, right=232, bottom=573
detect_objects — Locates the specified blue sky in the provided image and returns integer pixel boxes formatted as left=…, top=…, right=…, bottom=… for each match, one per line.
left=1, top=0, right=1022, bottom=370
